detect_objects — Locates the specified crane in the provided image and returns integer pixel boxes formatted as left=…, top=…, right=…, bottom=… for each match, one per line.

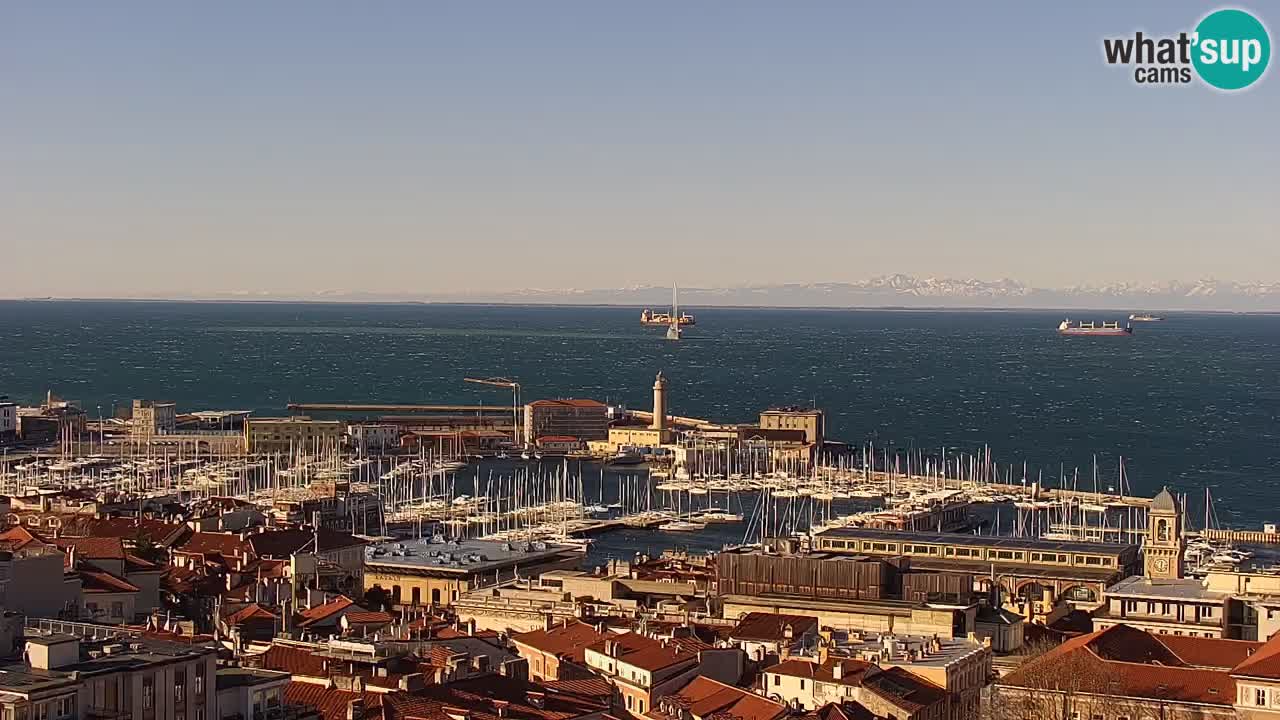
left=464, top=376, right=522, bottom=446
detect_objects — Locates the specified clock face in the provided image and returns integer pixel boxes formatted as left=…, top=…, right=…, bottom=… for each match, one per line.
left=1154, top=557, right=1170, bottom=573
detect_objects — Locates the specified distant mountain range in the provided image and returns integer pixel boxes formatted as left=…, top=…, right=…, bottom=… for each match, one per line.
left=479, top=276, right=1280, bottom=310
left=27, top=275, right=1280, bottom=311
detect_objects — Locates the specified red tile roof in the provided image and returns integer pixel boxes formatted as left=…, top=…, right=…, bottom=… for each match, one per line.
left=860, top=667, right=946, bottom=714
left=1232, top=628, right=1280, bottom=679
left=64, top=517, right=190, bottom=546
left=260, top=644, right=329, bottom=678
left=225, top=603, right=278, bottom=626
left=659, top=676, right=787, bottom=720
left=298, top=596, right=359, bottom=627
left=1157, top=634, right=1262, bottom=670
left=764, top=658, right=876, bottom=687
left=176, top=531, right=248, bottom=558
left=513, top=621, right=608, bottom=664
left=54, top=536, right=126, bottom=560
left=344, top=611, right=394, bottom=626
left=586, top=632, right=702, bottom=673
left=284, top=681, right=382, bottom=720
left=247, top=528, right=367, bottom=558
left=730, top=612, right=819, bottom=643
left=79, top=569, right=142, bottom=594
left=1001, top=625, right=1236, bottom=706
left=381, top=676, right=608, bottom=720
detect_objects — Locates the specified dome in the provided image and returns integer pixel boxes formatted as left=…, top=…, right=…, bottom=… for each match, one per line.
left=1152, top=487, right=1178, bottom=513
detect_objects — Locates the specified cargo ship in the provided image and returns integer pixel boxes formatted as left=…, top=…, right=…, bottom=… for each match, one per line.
left=641, top=309, right=695, bottom=326
left=1129, top=313, right=1165, bottom=322
left=1058, top=319, right=1133, bottom=336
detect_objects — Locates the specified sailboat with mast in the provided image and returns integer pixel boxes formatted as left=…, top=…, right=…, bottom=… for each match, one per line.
left=641, top=284, right=695, bottom=328
left=666, top=284, right=682, bottom=341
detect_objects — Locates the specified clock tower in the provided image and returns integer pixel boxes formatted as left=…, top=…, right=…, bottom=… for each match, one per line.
left=1145, top=487, right=1184, bottom=580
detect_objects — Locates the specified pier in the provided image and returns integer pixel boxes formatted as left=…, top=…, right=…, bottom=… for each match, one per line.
left=286, top=403, right=509, bottom=413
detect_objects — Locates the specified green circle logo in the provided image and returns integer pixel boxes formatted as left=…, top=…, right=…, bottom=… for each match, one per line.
left=1192, top=8, right=1271, bottom=90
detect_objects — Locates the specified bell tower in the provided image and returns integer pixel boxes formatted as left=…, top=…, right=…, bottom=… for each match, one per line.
left=1145, top=487, right=1184, bottom=580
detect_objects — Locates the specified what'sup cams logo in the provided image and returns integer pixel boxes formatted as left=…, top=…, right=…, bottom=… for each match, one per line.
left=1104, top=7, right=1270, bottom=90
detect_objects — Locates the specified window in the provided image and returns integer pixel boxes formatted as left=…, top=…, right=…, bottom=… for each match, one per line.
left=55, top=698, right=72, bottom=719
left=195, top=665, right=205, bottom=696
left=432, top=588, right=441, bottom=604
left=799, top=679, right=806, bottom=690
left=638, top=701, right=645, bottom=714
left=626, top=696, right=633, bottom=711
left=773, top=675, right=780, bottom=686
left=143, top=677, right=155, bottom=710
left=111, top=601, right=124, bottom=618
left=411, top=587, right=421, bottom=606
left=175, top=668, right=186, bottom=702
left=195, top=710, right=205, bottom=720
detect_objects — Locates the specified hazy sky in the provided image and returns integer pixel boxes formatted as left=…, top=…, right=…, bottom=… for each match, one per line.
left=3, top=2, right=1277, bottom=297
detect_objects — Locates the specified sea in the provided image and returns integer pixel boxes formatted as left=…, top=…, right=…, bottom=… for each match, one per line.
left=2, top=300, right=1278, bottom=562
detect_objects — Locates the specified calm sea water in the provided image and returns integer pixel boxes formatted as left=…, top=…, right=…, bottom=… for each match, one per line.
left=2, top=301, right=1278, bottom=546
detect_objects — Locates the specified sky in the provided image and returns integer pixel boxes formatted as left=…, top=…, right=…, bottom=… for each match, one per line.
left=2, top=2, right=1277, bottom=298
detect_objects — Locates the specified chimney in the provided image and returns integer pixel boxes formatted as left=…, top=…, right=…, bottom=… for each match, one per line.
left=526, top=692, right=546, bottom=709
left=493, top=701, right=510, bottom=718
left=832, top=661, right=843, bottom=681
left=346, top=699, right=364, bottom=720
left=544, top=614, right=555, bottom=632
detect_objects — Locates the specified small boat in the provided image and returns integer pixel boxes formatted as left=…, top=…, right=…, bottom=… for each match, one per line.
left=1129, top=313, right=1165, bottom=322
left=658, top=520, right=707, bottom=532
left=609, top=450, right=645, bottom=466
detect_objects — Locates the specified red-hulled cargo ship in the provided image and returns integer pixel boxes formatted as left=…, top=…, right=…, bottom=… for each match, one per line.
left=1058, top=319, right=1133, bottom=336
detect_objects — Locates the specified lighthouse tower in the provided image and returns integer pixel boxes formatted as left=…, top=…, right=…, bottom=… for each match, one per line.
left=650, top=372, right=668, bottom=435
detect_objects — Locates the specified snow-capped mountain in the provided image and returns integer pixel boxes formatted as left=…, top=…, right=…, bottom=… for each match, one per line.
left=152, top=275, right=1280, bottom=310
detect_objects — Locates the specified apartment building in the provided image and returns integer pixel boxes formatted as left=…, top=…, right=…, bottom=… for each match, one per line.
left=0, top=628, right=218, bottom=720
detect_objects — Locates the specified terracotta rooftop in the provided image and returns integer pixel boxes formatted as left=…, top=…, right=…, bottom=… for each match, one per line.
left=1001, top=624, right=1236, bottom=706
left=54, top=536, right=126, bottom=560
left=1157, top=634, right=1262, bottom=670
left=284, top=681, right=382, bottom=720
left=247, top=528, right=367, bottom=558
left=860, top=667, right=947, bottom=714
left=764, top=658, right=877, bottom=687
left=176, top=531, right=248, bottom=558
left=513, top=621, right=608, bottom=664
left=1232, top=628, right=1280, bottom=680
left=79, top=568, right=142, bottom=594
left=298, top=596, right=360, bottom=627
left=0, top=525, right=50, bottom=550
left=657, top=676, right=787, bottom=720
left=730, top=612, right=819, bottom=643
left=586, top=632, right=704, bottom=673
left=381, top=676, right=609, bottom=720
left=344, top=611, right=395, bottom=626
left=64, top=516, right=190, bottom=546
left=225, top=603, right=278, bottom=626
left=260, top=644, right=328, bottom=678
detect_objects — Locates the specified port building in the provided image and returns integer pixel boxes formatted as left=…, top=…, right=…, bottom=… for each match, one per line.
left=361, top=539, right=584, bottom=611
left=243, top=416, right=343, bottom=453
left=758, top=406, right=825, bottom=446
left=522, top=399, right=608, bottom=446
left=810, top=526, right=1138, bottom=620
left=130, top=399, right=176, bottom=438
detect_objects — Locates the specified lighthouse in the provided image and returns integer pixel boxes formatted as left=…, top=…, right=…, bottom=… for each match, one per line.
left=650, top=372, right=668, bottom=433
